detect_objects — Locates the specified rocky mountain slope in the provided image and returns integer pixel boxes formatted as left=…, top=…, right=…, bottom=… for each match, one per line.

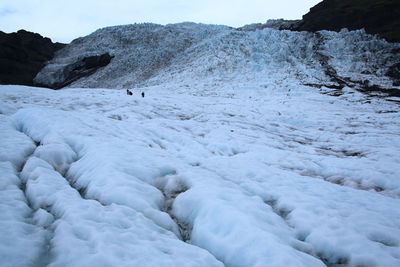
left=0, top=30, right=65, bottom=86
left=297, top=0, right=400, bottom=42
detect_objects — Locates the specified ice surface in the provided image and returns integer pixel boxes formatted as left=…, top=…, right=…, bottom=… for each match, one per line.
left=1, top=82, right=399, bottom=266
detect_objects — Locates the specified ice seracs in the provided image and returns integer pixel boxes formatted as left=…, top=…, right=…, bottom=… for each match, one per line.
left=35, top=23, right=400, bottom=94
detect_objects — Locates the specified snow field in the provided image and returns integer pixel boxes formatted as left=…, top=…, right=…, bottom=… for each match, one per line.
left=1, top=84, right=400, bottom=266
left=1, top=97, right=223, bottom=266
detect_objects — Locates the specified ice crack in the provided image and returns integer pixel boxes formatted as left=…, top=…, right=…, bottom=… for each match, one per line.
left=155, top=171, right=192, bottom=242
left=15, top=130, right=54, bottom=267
left=263, top=197, right=348, bottom=266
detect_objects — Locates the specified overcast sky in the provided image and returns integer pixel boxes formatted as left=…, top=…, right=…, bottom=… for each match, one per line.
left=1, top=0, right=321, bottom=43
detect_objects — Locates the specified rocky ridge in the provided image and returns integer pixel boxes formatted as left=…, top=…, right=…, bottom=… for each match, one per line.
left=0, top=30, right=65, bottom=86
left=296, top=0, right=400, bottom=42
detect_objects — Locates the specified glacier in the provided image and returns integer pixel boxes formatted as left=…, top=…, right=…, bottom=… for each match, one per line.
left=1, top=23, right=400, bottom=267
left=34, top=23, right=399, bottom=92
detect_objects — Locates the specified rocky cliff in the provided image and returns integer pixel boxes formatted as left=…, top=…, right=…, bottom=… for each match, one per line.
left=297, top=0, right=400, bottom=42
left=0, top=30, right=65, bottom=86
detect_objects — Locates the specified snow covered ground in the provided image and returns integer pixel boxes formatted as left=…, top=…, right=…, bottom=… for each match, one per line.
left=1, top=82, right=400, bottom=266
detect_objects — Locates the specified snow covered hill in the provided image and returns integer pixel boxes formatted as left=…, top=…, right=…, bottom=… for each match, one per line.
left=34, top=23, right=400, bottom=95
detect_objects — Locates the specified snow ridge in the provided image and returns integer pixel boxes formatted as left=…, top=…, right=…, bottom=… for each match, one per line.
left=7, top=108, right=225, bottom=267
left=15, top=130, right=54, bottom=267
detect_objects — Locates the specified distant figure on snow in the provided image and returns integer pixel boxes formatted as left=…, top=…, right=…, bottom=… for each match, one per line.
left=126, top=88, right=133, bottom=95
left=141, top=92, right=145, bottom=98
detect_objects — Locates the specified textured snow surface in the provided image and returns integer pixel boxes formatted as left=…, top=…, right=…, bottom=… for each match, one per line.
left=1, top=83, right=400, bottom=267
left=34, top=23, right=400, bottom=90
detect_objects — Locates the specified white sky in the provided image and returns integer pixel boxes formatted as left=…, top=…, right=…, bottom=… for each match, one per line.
left=0, top=0, right=321, bottom=43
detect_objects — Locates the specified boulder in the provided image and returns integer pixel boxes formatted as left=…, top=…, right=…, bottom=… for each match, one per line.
left=34, top=53, right=114, bottom=89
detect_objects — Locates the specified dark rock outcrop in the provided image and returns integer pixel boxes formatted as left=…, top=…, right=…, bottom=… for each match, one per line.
left=297, top=0, right=400, bottom=42
left=238, top=19, right=301, bottom=31
left=0, top=30, right=66, bottom=86
left=387, top=62, right=400, bottom=86
left=34, top=53, right=114, bottom=89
